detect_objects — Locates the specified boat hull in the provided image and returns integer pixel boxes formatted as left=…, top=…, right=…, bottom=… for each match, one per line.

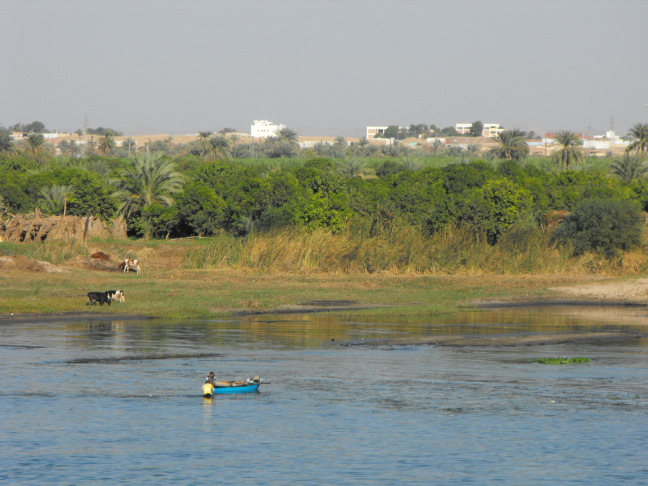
left=212, top=383, right=260, bottom=394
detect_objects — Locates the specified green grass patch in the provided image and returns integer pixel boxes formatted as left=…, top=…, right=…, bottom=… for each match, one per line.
left=0, top=235, right=636, bottom=319
left=534, top=357, right=591, bottom=365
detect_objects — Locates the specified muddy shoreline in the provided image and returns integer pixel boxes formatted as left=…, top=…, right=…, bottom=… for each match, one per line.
left=0, top=312, right=156, bottom=325
left=3, top=298, right=648, bottom=348
left=2, top=298, right=646, bottom=324
left=341, top=331, right=647, bottom=348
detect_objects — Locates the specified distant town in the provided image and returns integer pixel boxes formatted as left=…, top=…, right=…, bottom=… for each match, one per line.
left=4, top=119, right=635, bottom=158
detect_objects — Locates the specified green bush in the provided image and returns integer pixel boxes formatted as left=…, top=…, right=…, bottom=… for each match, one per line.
left=552, top=198, right=644, bottom=258
left=535, top=357, right=591, bottom=364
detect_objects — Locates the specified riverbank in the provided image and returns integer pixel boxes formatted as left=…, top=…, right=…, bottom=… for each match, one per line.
left=1, top=254, right=647, bottom=321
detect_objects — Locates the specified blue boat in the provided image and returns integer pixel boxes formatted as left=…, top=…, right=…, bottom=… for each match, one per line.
left=213, top=382, right=260, bottom=394
left=209, top=377, right=265, bottom=395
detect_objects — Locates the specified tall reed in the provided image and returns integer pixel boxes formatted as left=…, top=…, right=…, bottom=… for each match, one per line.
left=182, top=224, right=640, bottom=275
left=0, top=240, right=89, bottom=264
left=184, top=235, right=244, bottom=269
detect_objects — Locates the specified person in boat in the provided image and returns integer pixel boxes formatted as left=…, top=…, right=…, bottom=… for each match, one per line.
left=202, top=378, right=215, bottom=398
left=205, top=372, right=216, bottom=385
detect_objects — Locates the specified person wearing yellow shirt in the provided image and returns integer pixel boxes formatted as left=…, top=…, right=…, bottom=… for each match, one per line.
left=202, top=379, right=215, bottom=398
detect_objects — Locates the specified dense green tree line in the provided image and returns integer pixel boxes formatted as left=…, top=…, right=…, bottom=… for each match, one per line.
left=0, top=148, right=646, bottom=250
left=1, top=121, right=648, bottom=257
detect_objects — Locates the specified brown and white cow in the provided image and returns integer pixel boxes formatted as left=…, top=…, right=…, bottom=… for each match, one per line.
left=106, top=290, right=125, bottom=302
left=119, top=259, right=141, bottom=274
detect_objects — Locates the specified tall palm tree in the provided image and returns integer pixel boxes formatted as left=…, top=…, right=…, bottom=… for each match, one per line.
left=194, top=131, right=213, bottom=157
left=208, top=135, right=233, bottom=161
left=488, top=129, right=529, bottom=161
left=265, top=128, right=300, bottom=158
left=114, top=152, right=184, bottom=218
left=0, top=127, right=15, bottom=154
left=98, top=131, right=116, bottom=155
left=330, top=136, right=348, bottom=158
left=626, top=123, right=648, bottom=157
left=86, top=159, right=110, bottom=176
left=25, top=133, right=49, bottom=163
left=611, top=153, right=648, bottom=183
left=39, top=184, right=72, bottom=215
left=338, top=157, right=365, bottom=178
left=275, top=128, right=299, bottom=145
left=551, top=130, right=584, bottom=169
left=351, top=137, right=370, bottom=156
left=123, top=137, right=136, bottom=157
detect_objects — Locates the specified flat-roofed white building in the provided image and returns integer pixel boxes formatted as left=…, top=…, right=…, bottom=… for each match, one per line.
left=251, top=120, right=286, bottom=138
left=455, top=122, right=504, bottom=137
left=455, top=123, right=473, bottom=135
left=483, top=123, right=504, bottom=137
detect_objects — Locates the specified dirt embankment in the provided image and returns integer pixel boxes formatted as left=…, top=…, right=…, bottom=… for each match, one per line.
left=548, top=278, right=648, bottom=303
left=0, top=255, right=67, bottom=273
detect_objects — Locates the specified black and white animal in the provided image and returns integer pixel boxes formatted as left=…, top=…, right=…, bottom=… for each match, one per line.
left=87, top=291, right=112, bottom=306
left=106, top=290, right=125, bottom=303
left=119, top=258, right=141, bottom=274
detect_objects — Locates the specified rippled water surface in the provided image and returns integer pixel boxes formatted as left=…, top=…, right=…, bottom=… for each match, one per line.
left=2, top=307, right=648, bottom=485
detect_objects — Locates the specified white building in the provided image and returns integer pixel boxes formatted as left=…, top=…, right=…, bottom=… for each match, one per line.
left=455, top=122, right=504, bottom=137
left=455, top=123, right=473, bottom=135
left=250, top=120, right=286, bottom=138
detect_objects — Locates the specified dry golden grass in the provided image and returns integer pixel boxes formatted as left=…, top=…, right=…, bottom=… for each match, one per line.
left=2, top=227, right=648, bottom=319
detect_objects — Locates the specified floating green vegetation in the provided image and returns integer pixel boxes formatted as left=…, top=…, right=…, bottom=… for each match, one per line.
left=534, top=357, right=591, bottom=365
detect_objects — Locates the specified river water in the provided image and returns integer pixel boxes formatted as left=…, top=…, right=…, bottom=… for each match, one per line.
left=2, top=307, right=648, bottom=485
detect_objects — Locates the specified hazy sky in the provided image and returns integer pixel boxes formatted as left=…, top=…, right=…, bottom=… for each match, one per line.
left=1, top=0, right=646, bottom=137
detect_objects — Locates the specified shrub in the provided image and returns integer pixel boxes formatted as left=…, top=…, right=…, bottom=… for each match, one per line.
left=551, top=198, right=644, bottom=258
left=535, top=357, right=591, bottom=364
left=375, top=160, right=407, bottom=177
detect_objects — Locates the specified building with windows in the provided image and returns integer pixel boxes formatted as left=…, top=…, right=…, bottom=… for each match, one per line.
left=455, top=123, right=504, bottom=137
left=455, top=123, right=473, bottom=135
left=366, top=126, right=389, bottom=139
left=250, top=120, right=286, bottom=138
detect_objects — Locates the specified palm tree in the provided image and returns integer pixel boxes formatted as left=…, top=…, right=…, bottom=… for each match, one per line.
left=350, top=137, right=370, bottom=156
left=552, top=130, right=584, bottom=169
left=39, top=185, right=72, bottom=215
left=98, top=131, right=116, bottom=155
left=0, top=127, right=15, bottom=153
left=265, top=128, right=300, bottom=158
left=488, top=129, right=529, bottom=161
left=275, top=128, right=299, bottom=145
left=25, top=133, right=49, bottom=163
left=338, top=157, right=365, bottom=178
left=114, top=152, right=184, bottom=219
left=194, top=131, right=213, bottom=157
left=611, top=153, right=648, bottom=183
left=626, top=123, right=648, bottom=157
left=123, top=137, right=136, bottom=157
left=86, top=159, right=110, bottom=176
left=208, top=135, right=233, bottom=161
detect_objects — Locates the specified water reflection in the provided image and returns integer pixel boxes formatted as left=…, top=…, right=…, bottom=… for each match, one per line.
left=7, top=305, right=647, bottom=352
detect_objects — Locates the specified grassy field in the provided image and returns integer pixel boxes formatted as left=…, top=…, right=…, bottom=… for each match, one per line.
left=0, top=236, right=618, bottom=320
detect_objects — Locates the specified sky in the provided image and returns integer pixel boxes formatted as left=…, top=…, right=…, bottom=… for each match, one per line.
left=1, top=0, right=647, bottom=137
